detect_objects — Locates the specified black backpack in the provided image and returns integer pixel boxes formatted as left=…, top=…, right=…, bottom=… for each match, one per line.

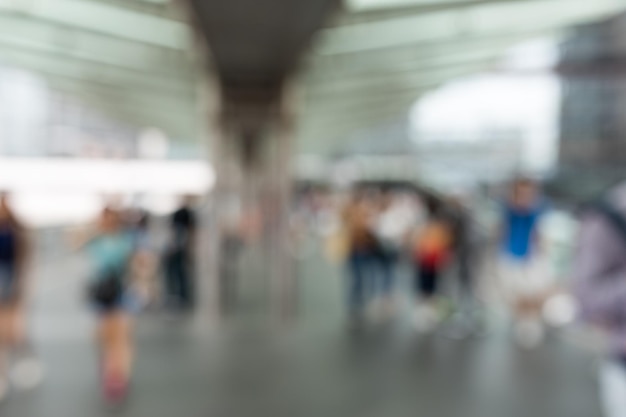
left=88, top=267, right=125, bottom=309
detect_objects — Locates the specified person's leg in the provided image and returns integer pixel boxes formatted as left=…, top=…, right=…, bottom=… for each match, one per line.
left=110, top=312, right=133, bottom=381
left=457, top=251, right=473, bottom=300
left=498, top=256, right=529, bottom=319
left=600, top=359, right=626, bottom=417
left=443, top=255, right=475, bottom=339
left=348, top=252, right=366, bottom=313
left=0, top=270, right=13, bottom=393
left=177, top=252, right=194, bottom=309
left=452, top=252, right=473, bottom=322
left=0, top=272, right=23, bottom=397
left=99, top=310, right=133, bottom=400
left=7, top=304, right=42, bottom=390
left=172, top=253, right=186, bottom=306
left=134, top=251, right=157, bottom=308
left=511, top=261, right=546, bottom=348
left=144, top=253, right=160, bottom=308
left=420, top=265, right=438, bottom=300
left=8, top=305, right=25, bottom=347
left=414, top=265, right=439, bottom=331
left=412, top=263, right=421, bottom=315
left=0, top=308, right=9, bottom=400
left=164, top=255, right=178, bottom=307
left=166, top=253, right=186, bottom=309
left=412, top=263, right=422, bottom=301
left=222, top=239, right=243, bottom=313
left=362, top=250, right=376, bottom=305
left=378, top=249, right=397, bottom=317
left=380, top=250, right=395, bottom=297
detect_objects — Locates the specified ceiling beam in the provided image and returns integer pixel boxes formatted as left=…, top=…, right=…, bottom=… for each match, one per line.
left=317, top=0, right=626, bottom=55
left=77, top=0, right=187, bottom=21
left=305, top=48, right=501, bottom=88
left=0, top=41, right=195, bottom=98
left=343, top=0, right=543, bottom=20
left=0, top=12, right=192, bottom=75
left=304, top=60, right=491, bottom=97
left=45, top=76, right=196, bottom=115
left=0, top=1, right=189, bottom=50
left=296, top=112, right=411, bottom=153
left=298, top=94, right=419, bottom=135
left=301, top=95, right=416, bottom=129
left=298, top=115, right=410, bottom=148
left=308, top=30, right=554, bottom=78
left=301, top=81, right=440, bottom=118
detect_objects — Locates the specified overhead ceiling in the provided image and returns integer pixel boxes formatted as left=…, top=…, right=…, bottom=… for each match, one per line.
left=298, top=0, right=626, bottom=154
left=0, top=0, right=624, bottom=154
left=0, top=0, right=198, bottom=141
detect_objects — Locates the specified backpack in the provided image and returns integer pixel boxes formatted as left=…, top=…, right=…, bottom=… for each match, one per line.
left=87, top=267, right=125, bottom=309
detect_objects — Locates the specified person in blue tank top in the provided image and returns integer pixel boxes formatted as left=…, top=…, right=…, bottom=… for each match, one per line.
left=497, top=178, right=550, bottom=348
left=77, top=207, right=137, bottom=404
left=502, top=197, right=543, bottom=260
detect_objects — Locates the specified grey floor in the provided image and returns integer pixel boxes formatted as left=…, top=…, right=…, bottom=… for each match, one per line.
left=2, top=248, right=603, bottom=417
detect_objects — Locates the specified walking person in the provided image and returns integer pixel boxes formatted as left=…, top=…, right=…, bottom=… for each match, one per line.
left=126, top=209, right=159, bottom=309
left=342, top=192, right=377, bottom=318
left=373, top=191, right=417, bottom=316
left=574, top=184, right=626, bottom=417
left=164, top=197, right=197, bottom=311
left=497, top=178, right=549, bottom=348
left=443, top=194, right=485, bottom=338
left=0, top=193, right=41, bottom=402
left=78, top=207, right=137, bottom=404
left=411, top=196, right=453, bottom=332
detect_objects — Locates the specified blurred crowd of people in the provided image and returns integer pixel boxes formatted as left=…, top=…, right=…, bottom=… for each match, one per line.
left=2, top=176, right=626, bottom=416
left=337, top=187, right=480, bottom=330
left=333, top=179, right=559, bottom=346
left=0, top=193, right=202, bottom=405
left=73, top=197, right=200, bottom=403
left=330, top=177, right=626, bottom=417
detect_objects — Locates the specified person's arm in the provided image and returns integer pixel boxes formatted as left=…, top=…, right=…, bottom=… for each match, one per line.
left=14, top=224, right=32, bottom=304
left=493, top=203, right=507, bottom=250
left=68, top=225, right=98, bottom=251
left=574, top=214, right=626, bottom=326
left=531, top=203, right=550, bottom=256
left=188, top=209, right=198, bottom=247
left=530, top=217, right=545, bottom=259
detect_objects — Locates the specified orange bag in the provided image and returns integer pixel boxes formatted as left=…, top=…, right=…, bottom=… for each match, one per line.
left=415, top=221, right=452, bottom=269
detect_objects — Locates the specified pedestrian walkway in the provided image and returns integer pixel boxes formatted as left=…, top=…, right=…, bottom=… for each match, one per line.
left=2, top=247, right=602, bottom=417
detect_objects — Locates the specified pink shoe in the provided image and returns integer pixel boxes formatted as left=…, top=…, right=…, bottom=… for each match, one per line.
left=103, top=372, right=128, bottom=404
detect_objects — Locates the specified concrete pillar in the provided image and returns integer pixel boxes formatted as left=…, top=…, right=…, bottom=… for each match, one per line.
left=205, top=88, right=297, bottom=320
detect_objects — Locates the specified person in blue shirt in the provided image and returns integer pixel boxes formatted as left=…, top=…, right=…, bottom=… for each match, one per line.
left=498, top=178, right=549, bottom=348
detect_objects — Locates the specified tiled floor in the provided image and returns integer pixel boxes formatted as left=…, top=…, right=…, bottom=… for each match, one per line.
left=2, top=250, right=602, bottom=417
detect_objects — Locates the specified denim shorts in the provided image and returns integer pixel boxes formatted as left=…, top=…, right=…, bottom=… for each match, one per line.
left=0, top=263, right=16, bottom=304
left=89, top=287, right=142, bottom=316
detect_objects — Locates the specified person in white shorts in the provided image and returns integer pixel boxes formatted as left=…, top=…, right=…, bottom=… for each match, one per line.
left=497, top=179, right=549, bottom=348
